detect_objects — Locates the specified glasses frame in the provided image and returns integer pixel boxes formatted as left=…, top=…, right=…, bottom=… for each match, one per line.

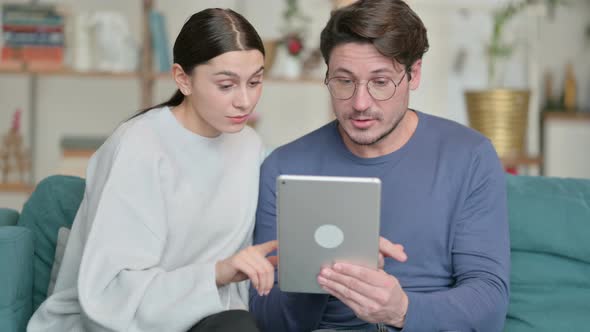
left=324, top=71, right=407, bottom=101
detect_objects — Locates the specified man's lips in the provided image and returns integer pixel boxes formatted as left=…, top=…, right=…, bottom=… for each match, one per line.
left=350, top=118, right=377, bottom=129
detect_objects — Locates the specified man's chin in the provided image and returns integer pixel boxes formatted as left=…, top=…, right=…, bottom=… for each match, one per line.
left=344, top=128, right=382, bottom=146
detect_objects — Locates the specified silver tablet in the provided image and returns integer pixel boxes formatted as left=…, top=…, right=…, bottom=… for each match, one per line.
left=277, top=174, right=381, bottom=293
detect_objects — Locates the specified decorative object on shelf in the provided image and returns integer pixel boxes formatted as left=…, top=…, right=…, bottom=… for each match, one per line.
left=301, top=48, right=324, bottom=79
left=0, top=108, right=31, bottom=185
left=272, top=0, right=309, bottom=79
left=465, top=0, right=563, bottom=160
left=543, top=70, right=557, bottom=109
left=148, top=9, right=171, bottom=73
left=88, top=12, right=139, bottom=73
left=563, top=62, right=577, bottom=111
left=57, top=135, right=106, bottom=178
left=465, top=90, right=530, bottom=159
left=262, top=39, right=279, bottom=73
left=69, top=11, right=139, bottom=73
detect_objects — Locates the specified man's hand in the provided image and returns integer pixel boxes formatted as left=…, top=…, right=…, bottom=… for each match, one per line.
left=317, top=237, right=408, bottom=328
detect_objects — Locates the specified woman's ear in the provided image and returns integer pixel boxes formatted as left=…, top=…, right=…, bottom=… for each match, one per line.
left=173, top=64, right=192, bottom=96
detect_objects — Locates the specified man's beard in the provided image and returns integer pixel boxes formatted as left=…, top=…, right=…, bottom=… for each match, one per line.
left=340, top=109, right=406, bottom=146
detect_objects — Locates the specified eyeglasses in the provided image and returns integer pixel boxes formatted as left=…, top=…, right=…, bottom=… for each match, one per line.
left=324, top=72, right=407, bottom=101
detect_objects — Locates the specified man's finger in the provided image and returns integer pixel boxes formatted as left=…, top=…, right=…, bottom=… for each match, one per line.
left=331, top=263, right=391, bottom=288
left=320, top=266, right=381, bottom=297
left=379, top=237, right=407, bottom=262
left=318, top=273, right=379, bottom=313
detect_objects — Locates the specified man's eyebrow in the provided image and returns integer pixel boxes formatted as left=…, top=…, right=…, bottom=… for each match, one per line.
left=370, top=68, right=396, bottom=74
left=332, top=68, right=354, bottom=76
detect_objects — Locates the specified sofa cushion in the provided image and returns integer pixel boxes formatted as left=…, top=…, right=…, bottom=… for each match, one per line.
left=47, top=227, right=71, bottom=296
left=0, top=208, right=20, bottom=227
left=0, top=226, right=34, bottom=332
left=18, top=175, right=85, bottom=312
left=505, top=175, right=590, bottom=331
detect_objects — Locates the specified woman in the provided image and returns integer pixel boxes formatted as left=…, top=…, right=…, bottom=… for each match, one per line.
left=28, top=8, right=274, bottom=332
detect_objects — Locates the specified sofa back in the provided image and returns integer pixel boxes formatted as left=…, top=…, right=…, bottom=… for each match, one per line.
left=18, top=175, right=85, bottom=312
left=505, top=175, right=590, bottom=331
left=15, top=174, right=590, bottom=330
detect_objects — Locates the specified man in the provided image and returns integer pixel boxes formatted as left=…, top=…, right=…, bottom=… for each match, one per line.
left=250, top=0, right=510, bottom=331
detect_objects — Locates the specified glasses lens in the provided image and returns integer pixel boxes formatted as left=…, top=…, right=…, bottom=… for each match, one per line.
left=328, top=78, right=355, bottom=100
left=368, top=78, right=396, bottom=101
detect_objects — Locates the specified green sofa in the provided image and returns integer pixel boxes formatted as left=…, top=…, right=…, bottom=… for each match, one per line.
left=0, top=174, right=589, bottom=331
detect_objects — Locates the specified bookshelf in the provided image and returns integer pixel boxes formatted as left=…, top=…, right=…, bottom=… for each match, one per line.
left=0, top=0, right=156, bottom=192
left=0, top=1, right=330, bottom=194
left=0, top=67, right=141, bottom=78
left=155, top=71, right=324, bottom=85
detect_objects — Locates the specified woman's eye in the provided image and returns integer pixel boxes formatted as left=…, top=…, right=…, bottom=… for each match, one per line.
left=249, top=81, right=262, bottom=87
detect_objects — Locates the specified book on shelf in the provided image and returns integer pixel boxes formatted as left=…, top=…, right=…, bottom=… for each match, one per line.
left=149, top=10, right=171, bottom=73
left=57, top=136, right=106, bottom=178
left=1, top=3, right=65, bottom=66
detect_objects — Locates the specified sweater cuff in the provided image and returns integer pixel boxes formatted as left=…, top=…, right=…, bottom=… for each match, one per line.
left=396, top=291, right=426, bottom=331
left=194, top=263, right=225, bottom=313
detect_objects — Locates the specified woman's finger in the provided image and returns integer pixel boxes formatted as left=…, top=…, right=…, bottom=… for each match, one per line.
left=255, top=240, right=278, bottom=256
left=250, top=252, right=275, bottom=295
left=233, top=256, right=260, bottom=293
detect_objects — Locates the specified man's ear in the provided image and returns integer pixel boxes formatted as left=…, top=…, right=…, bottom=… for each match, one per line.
left=408, top=59, right=422, bottom=91
left=173, top=64, right=192, bottom=96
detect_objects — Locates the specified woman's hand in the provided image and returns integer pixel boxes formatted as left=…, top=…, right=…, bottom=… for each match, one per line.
left=215, top=240, right=278, bottom=296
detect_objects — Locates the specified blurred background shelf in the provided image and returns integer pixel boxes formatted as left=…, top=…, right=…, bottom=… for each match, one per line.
left=154, top=71, right=323, bottom=84
left=0, top=183, right=34, bottom=193
left=501, top=155, right=543, bottom=169
left=542, top=110, right=590, bottom=122
left=0, top=67, right=141, bottom=78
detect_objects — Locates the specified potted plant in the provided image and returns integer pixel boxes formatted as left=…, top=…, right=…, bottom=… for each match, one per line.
left=272, top=0, right=309, bottom=78
left=465, top=0, right=562, bottom=161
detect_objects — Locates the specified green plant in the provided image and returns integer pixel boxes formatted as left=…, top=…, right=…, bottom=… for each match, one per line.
left=487, top=0, right=564, bottom=86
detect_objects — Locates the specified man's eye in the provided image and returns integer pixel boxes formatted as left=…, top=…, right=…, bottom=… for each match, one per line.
left=372, top=79, right=390, bottom=87
left=336, top=78, right=354, bottom=85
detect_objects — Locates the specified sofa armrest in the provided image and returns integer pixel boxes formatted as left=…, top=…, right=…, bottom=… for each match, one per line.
left=0, top=208, right=20, bottom=227
left=0, top=226, right=34, bottom=332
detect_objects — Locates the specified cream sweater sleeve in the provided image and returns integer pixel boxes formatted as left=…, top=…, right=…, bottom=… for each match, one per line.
left=77, top=128, right=223, bottom=332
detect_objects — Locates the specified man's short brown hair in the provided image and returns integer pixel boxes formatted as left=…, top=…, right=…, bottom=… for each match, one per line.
left=320, top=0, right=429, bottom=78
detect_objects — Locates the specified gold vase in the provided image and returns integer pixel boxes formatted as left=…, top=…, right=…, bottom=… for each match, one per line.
left=465, top=89, right=530, bottom=159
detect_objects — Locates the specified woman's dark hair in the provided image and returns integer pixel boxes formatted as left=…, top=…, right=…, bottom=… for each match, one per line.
left=134, top=8, right=265, bottom=117
left=320, top=0, right=428, bottom=80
